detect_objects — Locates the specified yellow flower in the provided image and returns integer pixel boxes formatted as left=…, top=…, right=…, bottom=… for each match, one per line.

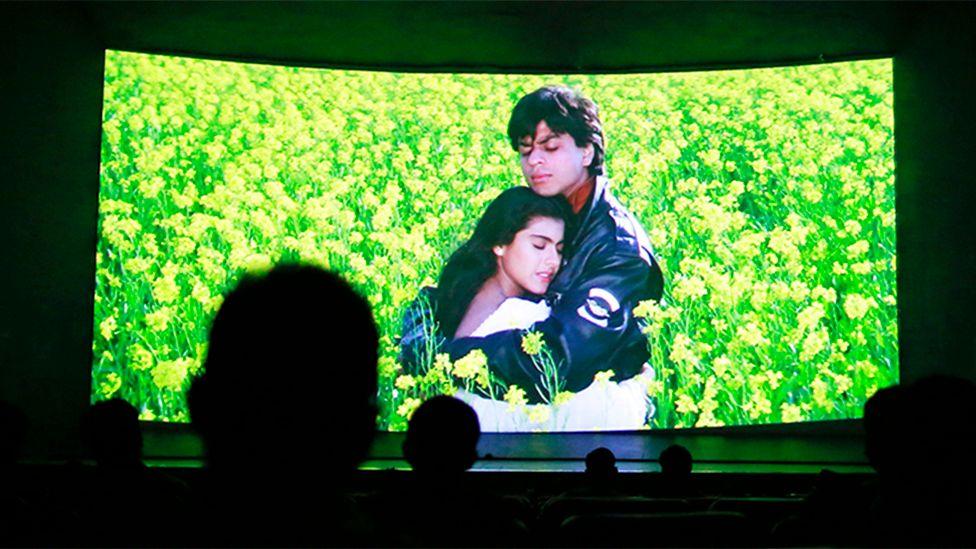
left=433, top=353, right=452, bottom=372
left=145, top=307, right=173, bottom=332
left=669, top=334, right=699, bottom=365
left=152, top=358, right=192, bottom=391
left=520, top=331, right=544, bottom=356
left=526, top=405, right=551, bottom=424
left=675, top=393, right=699, bottom=414
left=397, top=397, right=422, bottom=420
left=98, top=373, right=122, bottom=397
left=843, top=294, right=876, bottom=320
left=503, top=385, right=527, bottom=412
left=800, top=329, right=829, bottom=361
left=99, top=316, right=117, bottom=341
left=746, top=389, right=772, bottom=420
left=123, top=257, right=151, bottom=275
left=695, top=411, right=724, bottom=428
left=846, top=240, right=869, bottom=258
left=712, top=356, right=731, bottom=378
left=593, top=370, right=615, bottom=384
left=173, top=237, right=196, bottom=258
left=811, top=286, right=838, bottom=303
left=453, top=350, right=486, bottom=379
left=646, top=380, right=664, bottom=397
left=811, top=377, right=831, bottom=408
left=844, top=219, right=862, bottom=235
left=191, top=281, right=212, bottom=308
left=853, top=360, right=878, bottom=382
left=394, top=374, right=416, bottom=390
left=244, top=253, right=273, bottom=274
left=127, top=344, right=154, bottom=371
left=672, top=275, right=707, bottom=301
left=553, top=391, right=575, bottom=406
left=736, top=322, right=769, bottom=348
left=796, top=303, right=825, bottom=333
left=152, top=275, right=180, bottom=304
left=781, top=402, right=804, bottom=423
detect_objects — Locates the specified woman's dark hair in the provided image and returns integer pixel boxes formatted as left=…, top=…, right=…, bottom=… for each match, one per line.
left=507, top=86, right=606, bottom=177
left=437, top=187, right=573, bottom=339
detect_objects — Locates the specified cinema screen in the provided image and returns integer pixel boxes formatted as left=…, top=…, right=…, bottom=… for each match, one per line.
left=92, top=50, right=896, bottom=431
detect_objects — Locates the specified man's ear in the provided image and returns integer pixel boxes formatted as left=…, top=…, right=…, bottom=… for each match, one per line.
left=582, top=143, right=594, bottom=167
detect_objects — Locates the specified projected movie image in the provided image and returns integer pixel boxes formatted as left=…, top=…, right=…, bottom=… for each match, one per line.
left=92, top=50, right=896, bottom=431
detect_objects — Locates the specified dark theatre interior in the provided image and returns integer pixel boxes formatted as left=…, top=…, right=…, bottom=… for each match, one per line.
left=3, top=1, right=976, bottom=546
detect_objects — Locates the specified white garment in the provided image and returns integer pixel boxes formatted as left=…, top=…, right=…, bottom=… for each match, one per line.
left=469, top=297, right=550, bottom=337
left=457, top=297, right=654, bottom=432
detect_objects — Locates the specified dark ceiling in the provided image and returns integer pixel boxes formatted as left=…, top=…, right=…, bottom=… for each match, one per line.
left=80, top=1, right=915, bottom=72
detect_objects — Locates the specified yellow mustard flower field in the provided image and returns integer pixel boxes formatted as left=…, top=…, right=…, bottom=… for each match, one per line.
left=92, top=51, right=896, bottom=430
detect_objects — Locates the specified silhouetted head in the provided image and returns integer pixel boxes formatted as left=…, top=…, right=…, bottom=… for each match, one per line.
left=863, top=384, right=905, bottom=475
left=659, top=444, right=692, bottom=476
left=436, top=187, right=572, bottom=338
left=189, top=264, right=378, bottom=476
left=901, top=375, right=976, bottom=481
left=584, top=447, right=618, bottom=478
left=403, top=396, right=480, bottom=475
left=82, top=398, right=142, bottom=467
left=0, top=400, right=27, bottom=465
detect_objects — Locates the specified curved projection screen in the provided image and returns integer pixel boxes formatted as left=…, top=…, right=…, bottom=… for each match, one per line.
left=92, top=50, right=896, bottom=431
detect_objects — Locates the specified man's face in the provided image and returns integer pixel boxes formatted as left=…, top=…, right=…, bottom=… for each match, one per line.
left=518, top=120, right=594, bottom=198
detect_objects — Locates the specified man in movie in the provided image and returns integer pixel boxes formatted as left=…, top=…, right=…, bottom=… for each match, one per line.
left=403, top=86, right=664, bottom=429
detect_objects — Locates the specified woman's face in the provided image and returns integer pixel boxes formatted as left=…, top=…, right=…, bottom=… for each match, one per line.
left=494, top=216, right=565, bottom=296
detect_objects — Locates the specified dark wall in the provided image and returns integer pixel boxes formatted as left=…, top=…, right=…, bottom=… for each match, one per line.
left=82, top=2, right=905, bottom=72
left=1, top=3, right=104, bottom=460
left=894, top=2, right=976, bottom=384
left=1, top=2, right=973, bottom=461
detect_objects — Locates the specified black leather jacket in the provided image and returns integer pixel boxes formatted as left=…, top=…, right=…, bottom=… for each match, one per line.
left=400, top=178, right=664, bottom=402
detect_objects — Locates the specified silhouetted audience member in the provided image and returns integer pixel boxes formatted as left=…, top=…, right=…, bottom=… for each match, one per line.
left=585, top=447, right=618, bottom=479
left=553, top=447, right=624, bottom=498
left=862, top=384, right=905, bottom=478
left=655, top=444, right=698, bottom=497
left=776, top=377, right=976, bottom=547
left=82, top=398, right=142, bottom=469
left=63, top=399, right=189, bottom=546
left=366, top=396, right=526, bottom=546
left=659, top=444, right=692, bottom=477
left=188, top=265, right=380, bottom=546
left=403, top=395, right=480, bottom=475
left=869, top=375, right=976, bottom=546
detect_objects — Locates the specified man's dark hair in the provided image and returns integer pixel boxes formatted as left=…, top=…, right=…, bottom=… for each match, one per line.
left=508, top=86, right=606, bottom=177
left=403, top=395, right=480, bottom=474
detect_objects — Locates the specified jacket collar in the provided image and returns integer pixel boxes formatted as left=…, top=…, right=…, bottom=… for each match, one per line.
left=572, top=175, right=610, bottom=247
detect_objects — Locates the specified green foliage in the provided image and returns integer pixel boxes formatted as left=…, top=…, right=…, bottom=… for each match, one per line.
left=92, top=51, right=897, bottom=429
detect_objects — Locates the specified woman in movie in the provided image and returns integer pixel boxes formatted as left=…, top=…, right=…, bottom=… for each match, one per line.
left=401, top=187, right=653, bottom=431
